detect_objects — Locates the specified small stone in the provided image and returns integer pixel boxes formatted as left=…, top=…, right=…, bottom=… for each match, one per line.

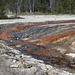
left=3, top=54, right=8, bottom=56
left=66, top=53, right=75, bottom=58
left=11, top=49, right=20, bottom=54
left=30, top=40, right=38, bottom=42
left=22, top=67, right=37, bottom=75
left=10, top=64, right=19, bottom=68
left=36, top=71, right=45, bottom=75
left=72, top=42, right=75, bottom=46
left=20, top=60, right=28, bottom=66
left=46, top=65, right=53, bottom=71
left=10, top=40, right=13, bottom=42
left=16, top=45, right=21, bottom=48
left=21, top=54, right=25, bottom=58
left=27, top=64, right=33, bottom=68
left=70, top=61, right=75, bottom=67
left=38, top=63, right=47, bottom=71
left=48, top=71, right=58, bottom=75
left=21, top=38, right=29, bottom=41
left=12, top=59, right=16, bottom=63
left=37, top=44, right=40, bottom=45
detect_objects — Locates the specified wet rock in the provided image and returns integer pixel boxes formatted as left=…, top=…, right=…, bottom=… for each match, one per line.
left=16, top=45, right=21, bottom=48
left=56, top=47, right=67, bottom=54
left=7, top=35, right=14, bottom=38
left=21, top=38, right=29, bottom=41
left=72, top=41, right=75, bottom=47
left=69, top=61, right=75, bottom=68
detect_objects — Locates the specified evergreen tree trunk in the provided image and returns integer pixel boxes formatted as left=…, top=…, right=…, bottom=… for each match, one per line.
left=33, top=0, right=35, bottom=12
left=29, top=0, right=32, bottom=13
left=0, top=0, right=7, bottom=18
left=15, top=1, right=18, bottom=17
left=17, top=0, right=21, bottom=15
left=50, top=0, right=55, bottom=13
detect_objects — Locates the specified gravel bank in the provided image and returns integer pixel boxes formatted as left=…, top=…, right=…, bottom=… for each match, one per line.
left=0, top=40, right=73, bottom=75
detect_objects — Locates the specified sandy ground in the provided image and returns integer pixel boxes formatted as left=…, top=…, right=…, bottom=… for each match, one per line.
left=0, top=15, right=75, bottom=24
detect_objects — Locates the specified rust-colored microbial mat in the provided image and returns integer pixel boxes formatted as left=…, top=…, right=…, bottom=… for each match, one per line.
left=0, top=20, right=75, bottom=70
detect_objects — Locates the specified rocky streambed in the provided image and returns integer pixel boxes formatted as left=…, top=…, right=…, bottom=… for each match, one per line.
left=0, top=20, right=75, bottom=75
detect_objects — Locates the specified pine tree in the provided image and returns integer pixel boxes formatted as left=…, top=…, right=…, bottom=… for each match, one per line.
left=1, top=0, right=75, bottom=15
left=0, top=0, right=7, bottom=18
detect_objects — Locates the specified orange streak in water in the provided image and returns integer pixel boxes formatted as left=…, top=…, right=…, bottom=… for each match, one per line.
left=0, top=20, right=75, bottom=41
left=38, top=30, right=75, bottom=45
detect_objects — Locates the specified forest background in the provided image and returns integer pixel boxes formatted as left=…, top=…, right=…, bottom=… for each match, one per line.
left=0, top=0, right=75, bottom=18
